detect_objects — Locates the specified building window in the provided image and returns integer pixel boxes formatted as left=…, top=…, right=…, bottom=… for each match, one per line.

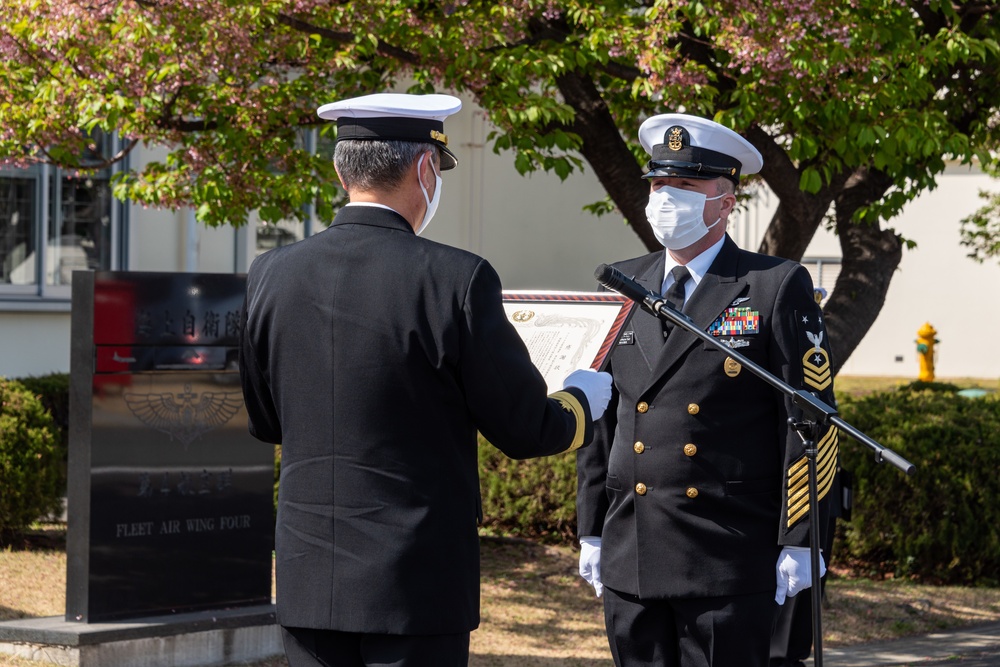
left=801, top=257, right=841, bottom=305
left=0, top=130, right=126, bottom=304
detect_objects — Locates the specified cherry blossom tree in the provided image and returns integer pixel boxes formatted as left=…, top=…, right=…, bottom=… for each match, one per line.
left=2, top=0, right=998, bottom=368
left=961, top=163, right=1000, bottom=264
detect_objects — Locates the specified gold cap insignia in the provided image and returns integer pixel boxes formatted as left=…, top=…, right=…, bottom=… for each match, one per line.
left=667, top=126, right=684, bottom=151
left=430, top=130, right=448, bottom=146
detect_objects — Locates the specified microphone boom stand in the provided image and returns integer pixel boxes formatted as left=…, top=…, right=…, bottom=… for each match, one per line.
left=596, top=264, right=916, bottom=667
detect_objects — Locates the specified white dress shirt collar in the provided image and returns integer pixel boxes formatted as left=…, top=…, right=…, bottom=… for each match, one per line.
left=661, top=235, right=726, bottom=296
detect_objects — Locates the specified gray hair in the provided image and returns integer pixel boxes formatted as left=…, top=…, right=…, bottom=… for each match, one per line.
left=715, top=177, right=736, bottom=196
left=334, top=139, right=435, bottom=192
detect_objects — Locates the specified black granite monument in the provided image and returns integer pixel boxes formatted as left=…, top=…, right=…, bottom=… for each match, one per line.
left=66, top=271, right=274, bottom=623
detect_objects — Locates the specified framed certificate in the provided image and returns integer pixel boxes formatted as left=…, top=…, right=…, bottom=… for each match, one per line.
left=502, top=291, right=635, bottom=393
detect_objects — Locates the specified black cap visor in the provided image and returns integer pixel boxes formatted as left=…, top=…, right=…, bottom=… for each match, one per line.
left=336, top=117, right=458, bottom=170
left=642, top=159, right=738, bottom=182
left=642, top=143, right=741, bottom=183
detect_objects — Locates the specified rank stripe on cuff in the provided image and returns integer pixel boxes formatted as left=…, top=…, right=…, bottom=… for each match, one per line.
left=549, top=390, right=587, bottom=452
left=786, top=426, right=840, bottom=527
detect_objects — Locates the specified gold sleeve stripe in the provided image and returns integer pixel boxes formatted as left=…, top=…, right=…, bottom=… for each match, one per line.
left=549, top=390, right=587, bottom=452
left=786, top=426, right=840, bottom=528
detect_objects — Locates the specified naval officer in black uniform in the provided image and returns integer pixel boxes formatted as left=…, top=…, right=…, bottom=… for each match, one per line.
left=239, top=92, right=612, bottom=667
left=576, top=114, right=838, bottom=667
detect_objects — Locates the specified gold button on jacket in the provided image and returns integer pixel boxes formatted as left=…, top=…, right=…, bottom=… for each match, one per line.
left=637, top=401, right=649, bottom=413
left=683, top=443, right=697, bottom=457
left=635, top=483, right=647, bottom=495
left=634, top=441, right=645, bottom=454
left=687, top=403, right=700, bottom=415
left=686, top=487, right=699, bottom=498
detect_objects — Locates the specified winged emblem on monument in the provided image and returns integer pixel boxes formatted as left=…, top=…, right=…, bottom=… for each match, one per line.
left=123, top=383, right=244, bottom=447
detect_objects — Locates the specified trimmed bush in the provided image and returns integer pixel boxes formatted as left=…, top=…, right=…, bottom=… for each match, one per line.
left=838, top=385, right=1000, bottom=584
left=16, top=372, right=70, bottom=493
left=478, top=435, right=577, bottom=543
left=0, top=377, right=63, bottom=541
left=16, top=373, right=70, bottom=445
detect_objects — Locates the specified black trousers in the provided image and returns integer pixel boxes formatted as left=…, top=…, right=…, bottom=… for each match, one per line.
left=769, top=512, right=838, bottom=666
left=768, top=586, right=817, bottom=667
left=603, top=587, right=775, bottom=667
left=281, top=626, right=470, bottom=667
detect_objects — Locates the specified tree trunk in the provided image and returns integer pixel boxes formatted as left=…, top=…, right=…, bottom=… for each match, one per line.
left=745, top=126, right=853, bottom=262
left=757, top=200, right=829, bottom=261
left=823, top=168, right=901, bottom=373
left=555, top=72, right=659, bottom=252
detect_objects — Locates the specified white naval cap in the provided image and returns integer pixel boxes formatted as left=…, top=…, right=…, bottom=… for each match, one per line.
left=317, top=93, right=463, bottom=170
left=638, top=113, right=763, bottom=184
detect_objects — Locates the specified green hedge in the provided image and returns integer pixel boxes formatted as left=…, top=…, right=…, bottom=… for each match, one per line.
left=0, top=377, right=63, bottom=541
left=16, top=373, right=70, bottom=492
left=16, top=372, right=1000, bottom=585
left=478, top=435, right=578, bottom=543
left=837, top=384, right=1000, bottom=584
left=16, top=373, right=70, bottom=445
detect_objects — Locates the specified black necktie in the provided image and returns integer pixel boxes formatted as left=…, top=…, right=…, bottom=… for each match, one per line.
left=662, top=266, right=691, bottom=339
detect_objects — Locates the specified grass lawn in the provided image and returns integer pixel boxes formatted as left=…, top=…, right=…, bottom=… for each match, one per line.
left=3, top=528, right=1000, bottom=667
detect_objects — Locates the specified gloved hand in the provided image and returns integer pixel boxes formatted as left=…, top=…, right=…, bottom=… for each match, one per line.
left=579, top=536, right=603, bottom=597
left=562, top=369, right=613, bottom=421
left=775, top=546, right=826, bottom=605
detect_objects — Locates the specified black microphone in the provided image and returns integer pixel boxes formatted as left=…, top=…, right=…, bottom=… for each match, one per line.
left=594, top=264, right=660, bottom=313
left=595, top=263, right=694, bottom=330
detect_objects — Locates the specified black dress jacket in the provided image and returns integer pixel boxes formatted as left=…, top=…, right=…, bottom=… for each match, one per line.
left=577, top=235, right=837, bottom=599
left=240, top=205, right=591, bottom=634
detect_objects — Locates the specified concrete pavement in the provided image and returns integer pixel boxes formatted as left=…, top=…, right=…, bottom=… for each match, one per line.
left=811, top=621, right=1000, bottom=666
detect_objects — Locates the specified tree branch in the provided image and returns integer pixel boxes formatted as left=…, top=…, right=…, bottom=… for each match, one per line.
left=275, top=12, right=420, bottom=65
left=555, top=70, right=657, bottom=251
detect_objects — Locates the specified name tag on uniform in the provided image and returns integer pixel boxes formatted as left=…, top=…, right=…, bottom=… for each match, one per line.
left=618, top=330, right=635, bottom=345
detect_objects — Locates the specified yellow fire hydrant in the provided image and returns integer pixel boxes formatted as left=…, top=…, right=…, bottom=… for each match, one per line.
left=915, top=322, right=938, bottom=382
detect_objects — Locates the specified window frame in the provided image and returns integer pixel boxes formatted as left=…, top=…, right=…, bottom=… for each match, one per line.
left=0, top=133, right=129, bottom=311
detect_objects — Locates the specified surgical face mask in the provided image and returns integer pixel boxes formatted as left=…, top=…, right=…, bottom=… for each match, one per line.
left=416, top=153, right=441, bottom=236
left=645, top=184, right=723, bottom=250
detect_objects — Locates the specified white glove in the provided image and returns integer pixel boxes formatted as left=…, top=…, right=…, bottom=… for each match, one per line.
left=775, top=546, right=826, bottom=605
left=562, top=369, right=613, bottom=421
left=579, top=536, right=603, bottom=597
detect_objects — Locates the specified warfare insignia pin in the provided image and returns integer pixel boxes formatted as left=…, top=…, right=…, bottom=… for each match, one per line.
left=709, top=307, right=760, bottom=337
left=730, top=297, right=750, bottom=307
left=721, top=337, right=750, bottom=349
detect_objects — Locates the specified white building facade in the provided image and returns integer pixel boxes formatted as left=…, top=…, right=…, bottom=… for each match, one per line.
left=1, top=97, right=998, bottom=381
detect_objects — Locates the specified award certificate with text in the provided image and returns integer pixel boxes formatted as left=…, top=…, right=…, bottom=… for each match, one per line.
left=502, top=291, right=634, bottom=393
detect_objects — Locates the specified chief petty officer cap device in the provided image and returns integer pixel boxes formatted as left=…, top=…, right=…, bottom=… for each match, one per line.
left=317, top=93, right=463, bottom=171
left=638, top=113, right=763, bottom=185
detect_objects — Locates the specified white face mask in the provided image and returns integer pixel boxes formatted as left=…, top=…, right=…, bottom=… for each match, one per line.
left=645, top=184, right=723, bottom=250
left=416, top=153, right=441, bottom=236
